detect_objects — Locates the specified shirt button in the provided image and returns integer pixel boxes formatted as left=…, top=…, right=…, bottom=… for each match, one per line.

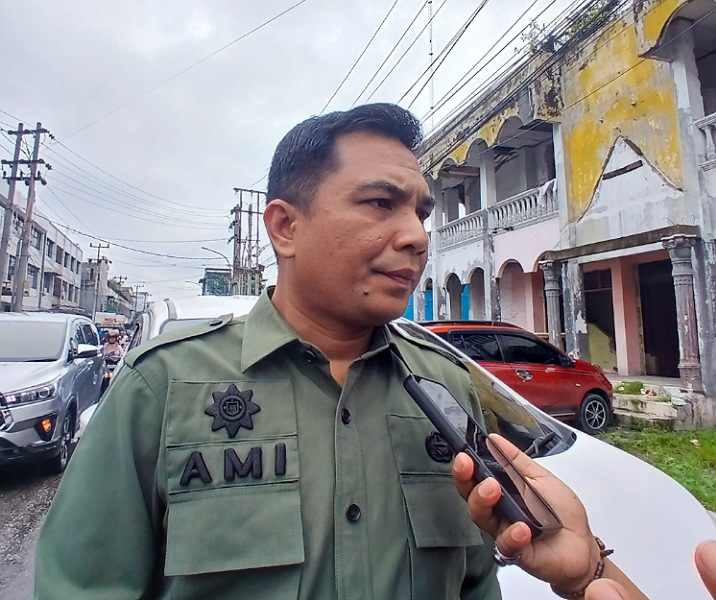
left=346, top=503, right=361, bottom=522
left=341, top=408, right=351, bottom=425
left=303, top=349, right=317, bottom=363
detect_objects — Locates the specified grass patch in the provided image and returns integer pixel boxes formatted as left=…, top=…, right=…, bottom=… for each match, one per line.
left=599, top=428, right=716, bottom=511
left=614, top=381, right=645, bottom=394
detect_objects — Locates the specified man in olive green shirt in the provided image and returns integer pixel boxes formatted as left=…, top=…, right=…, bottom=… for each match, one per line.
left=34, top=104, right=645, bottom=599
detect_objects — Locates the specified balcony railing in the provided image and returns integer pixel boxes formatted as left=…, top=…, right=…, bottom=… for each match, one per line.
left=488, top=180, right=557, bottom=230
left=435, top=181, right=558, bottom=250
left=695, top=112, right=716, bottom=170
left=437, top=211, right=485, bottom=249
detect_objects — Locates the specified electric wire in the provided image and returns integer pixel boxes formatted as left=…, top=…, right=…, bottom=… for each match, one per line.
left=362, top=0, right=450, bottom=103
left=421, top=0, right=558, bottom=124
left=351, top=0, right=430, bottom=107
left=320, top=0, right=403, bottom=113
left=401, top=0, right=493, bottom=108
left=63, top=0, right=313, bottom=140
left=421, top=0, right=700, bottom=176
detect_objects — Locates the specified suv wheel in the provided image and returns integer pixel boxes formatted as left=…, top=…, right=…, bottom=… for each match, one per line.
left=579, top=393, right=610, bottom=435
left=44, top=413, right=73, bottom=474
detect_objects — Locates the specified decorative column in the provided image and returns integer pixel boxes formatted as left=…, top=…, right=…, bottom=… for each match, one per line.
left=540, top=260, right=563, bottom=350
left=663, top=235, right=703, bottom=393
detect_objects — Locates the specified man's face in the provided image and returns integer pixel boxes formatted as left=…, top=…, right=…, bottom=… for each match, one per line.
left=289, top=130, right=433, bottom=327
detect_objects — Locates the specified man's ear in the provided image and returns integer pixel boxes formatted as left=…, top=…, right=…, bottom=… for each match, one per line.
left=264, top=200, right=299, bottom=260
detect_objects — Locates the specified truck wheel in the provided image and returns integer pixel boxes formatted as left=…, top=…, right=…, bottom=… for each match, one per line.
left=579, top=394, right=610, bottom=435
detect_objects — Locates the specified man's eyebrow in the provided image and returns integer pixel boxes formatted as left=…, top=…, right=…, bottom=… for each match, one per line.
left=356, top=180, right=435, bottom=209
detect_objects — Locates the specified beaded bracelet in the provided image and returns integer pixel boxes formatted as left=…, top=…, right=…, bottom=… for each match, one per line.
left=550, top=537, right=614, bottom=599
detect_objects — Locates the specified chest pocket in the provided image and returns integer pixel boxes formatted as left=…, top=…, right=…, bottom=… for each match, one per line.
left=162, top=379, right=303, bottom=600
left=388, top=413, right=484, bottom=599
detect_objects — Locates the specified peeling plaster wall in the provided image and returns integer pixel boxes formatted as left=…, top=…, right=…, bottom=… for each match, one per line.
left=635, top=0, right=690, bottom=55
left=576, top=137, right=687, bottom=246
left=493, top=218, right=561, bottom=276
left=560, top=15, right=683, bottom=224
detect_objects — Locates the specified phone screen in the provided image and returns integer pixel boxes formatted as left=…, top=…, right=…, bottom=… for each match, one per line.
left=415, top=377, right=561, bottom=532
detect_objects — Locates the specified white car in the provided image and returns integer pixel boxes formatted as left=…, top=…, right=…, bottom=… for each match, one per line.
left=80, top=302, right=715, bottom=599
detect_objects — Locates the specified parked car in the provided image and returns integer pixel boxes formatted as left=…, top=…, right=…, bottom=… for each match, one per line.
left=0, top=312, right=103, bottom=472
left=78, top=295, right=260, bottom=435
left=422, top=320, right=613, bottom=434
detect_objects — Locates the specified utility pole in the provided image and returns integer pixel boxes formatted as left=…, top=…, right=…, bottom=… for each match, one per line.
left=231, top=188, right=266, bottom=295
left=133, top=283, right=145, bottom=317
left=0, top=123, right=23, bottom=297
left=11, top=123, right=51, bottom=312
left=90, top=242, right=109, bottom=321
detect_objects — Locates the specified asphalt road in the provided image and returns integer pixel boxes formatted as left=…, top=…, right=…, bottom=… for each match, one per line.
left=0, top=464, right=62, bottom=600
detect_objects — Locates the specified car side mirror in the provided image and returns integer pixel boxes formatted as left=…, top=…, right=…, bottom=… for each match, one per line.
left=76, top=344, right=101, bottom=360
left=559, top=354, right=574, bottom=368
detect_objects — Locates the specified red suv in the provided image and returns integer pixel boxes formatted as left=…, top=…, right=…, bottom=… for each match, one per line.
left=421, top=321, right=613, bottom=434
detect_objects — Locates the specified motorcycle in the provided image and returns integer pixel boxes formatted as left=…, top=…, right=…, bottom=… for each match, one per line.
left=100, top=354, right=122, bottom=395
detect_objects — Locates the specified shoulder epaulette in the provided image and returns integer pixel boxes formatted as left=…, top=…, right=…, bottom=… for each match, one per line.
left=124, top=312, right=234, bottom=368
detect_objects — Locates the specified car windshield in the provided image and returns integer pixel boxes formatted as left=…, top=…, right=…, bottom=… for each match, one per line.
left=0, top=321, right=67, bottom=362
left=390, top=319, right=574, bottom=458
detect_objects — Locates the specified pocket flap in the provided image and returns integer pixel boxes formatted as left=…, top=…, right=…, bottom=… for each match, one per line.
left=402, top=476, right=483, bottom=548
left=165, top=483, right=304, bottom=576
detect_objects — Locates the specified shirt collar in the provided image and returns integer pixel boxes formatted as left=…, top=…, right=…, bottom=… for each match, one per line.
left=241, top=287, right=398, bottom=371
left=241, top=289, right=301, bottom=372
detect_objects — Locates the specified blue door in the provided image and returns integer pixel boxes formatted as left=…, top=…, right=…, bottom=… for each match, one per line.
left=424, top=290, right=433, bottom=320
left=403, top=294, right=414, bottom=320
left=461, top=285, right=470, bottom=320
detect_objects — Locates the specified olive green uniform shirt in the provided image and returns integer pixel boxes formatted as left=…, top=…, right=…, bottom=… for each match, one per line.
left=34, top=293, right=500, bottom=600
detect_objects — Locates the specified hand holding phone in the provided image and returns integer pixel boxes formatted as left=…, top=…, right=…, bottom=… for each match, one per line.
left=402, top=374, right=563, bottom=539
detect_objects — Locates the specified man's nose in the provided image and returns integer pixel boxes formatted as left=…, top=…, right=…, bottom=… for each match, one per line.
left=395, top=209, right=429, bottom=254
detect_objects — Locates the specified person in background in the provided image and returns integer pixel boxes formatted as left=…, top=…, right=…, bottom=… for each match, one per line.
left=101, top=328, right=124, bottom=360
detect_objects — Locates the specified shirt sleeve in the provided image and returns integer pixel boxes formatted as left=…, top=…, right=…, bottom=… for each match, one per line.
left=33, top=365, right=165, bottom=600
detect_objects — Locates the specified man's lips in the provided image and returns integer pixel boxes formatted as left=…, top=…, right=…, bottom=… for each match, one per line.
left=379, top=269, right=418, bottom=286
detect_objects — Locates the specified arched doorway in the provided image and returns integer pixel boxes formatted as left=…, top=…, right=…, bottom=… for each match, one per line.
left=423, top=278, right=434, bottom=321
left=469, top=268, right=486, bottom=320
left=446, top=273, right=463, bottom=320
left=499, top=262, right=528, bottom=328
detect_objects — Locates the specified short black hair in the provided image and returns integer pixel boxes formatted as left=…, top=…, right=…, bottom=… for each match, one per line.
left=267, top=103, right=423, bottom=212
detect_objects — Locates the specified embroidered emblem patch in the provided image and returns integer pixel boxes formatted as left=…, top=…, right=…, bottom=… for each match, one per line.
left=425, top=431, right=454, bottom=463
left=204, top=383, right=260, bottom=438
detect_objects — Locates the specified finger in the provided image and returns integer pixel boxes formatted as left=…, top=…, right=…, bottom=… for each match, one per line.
left=695, top=540, right=716, bottom=598
left=487, top=433, right=552, bottom=480
left=585, top=579, right=628, bottom=600
left=465, top=477, right=503, bottom=536
left=453, top=453, right=476, bottom=500
left=493, top=521, right=532, bottom=559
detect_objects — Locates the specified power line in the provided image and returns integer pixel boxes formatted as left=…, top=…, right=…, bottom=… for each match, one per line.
left=362, top=0, right=450, bottom=103
left=43, top=146, right=227, bottom=217
left=320, top=0, right=402, bottom=113
left=421, top=0, right=697, bottom=175
left=401, top=0, right=494, bottom=108
left=63, top=0, right=313, bottom=139
left=351, top=1, right=430, bottom=107
left=44, top=139, right=227, bottom=214
left=420, top=0, right=553, bottom=123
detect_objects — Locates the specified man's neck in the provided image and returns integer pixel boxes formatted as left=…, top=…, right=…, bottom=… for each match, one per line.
left=270, top=286, right=374, bottom=362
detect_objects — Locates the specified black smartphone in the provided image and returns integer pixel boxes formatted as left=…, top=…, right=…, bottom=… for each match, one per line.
left=403, top=374, right=562, bottom=539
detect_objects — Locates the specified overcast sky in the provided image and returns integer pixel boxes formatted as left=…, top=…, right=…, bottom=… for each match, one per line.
left=0, top=0, right=574, bottom=302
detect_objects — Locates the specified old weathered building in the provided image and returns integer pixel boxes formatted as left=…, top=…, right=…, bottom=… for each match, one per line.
left=415, top=0, right=716, bottom=424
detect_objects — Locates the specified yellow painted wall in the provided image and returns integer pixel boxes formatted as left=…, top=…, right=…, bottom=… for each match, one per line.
left=636, top=0, right=689, bottom=54
left=561, top=16, right=682, bottom=220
